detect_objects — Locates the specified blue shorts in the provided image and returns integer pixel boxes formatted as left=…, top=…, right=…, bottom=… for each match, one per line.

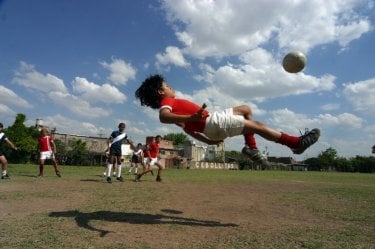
left=109, top=146, right=122, bottom=157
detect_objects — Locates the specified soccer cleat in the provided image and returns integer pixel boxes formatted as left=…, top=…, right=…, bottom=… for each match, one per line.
left=106, top=177, right=112, bottom=183
left=242, top=146, right=269, bottom=167
left=56, top=172, right=62, bottom=177
left=156, top=176, right=162, bottom=182
left=292, top=128, right=320, bottom=155
left=135, top=174, right=141, bottom=182
left=116, top=176, right=124, bottom=182
left=37, top=174, right=43, bottom=177
left=1, top=174, right=10, bottom=179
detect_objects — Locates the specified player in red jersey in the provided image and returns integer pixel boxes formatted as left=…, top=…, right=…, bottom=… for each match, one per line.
left=38, top=128, right=61, bottom=177
left=135, top=74, right=320, bottom=167
left=135, top=135, right=163, bottom=182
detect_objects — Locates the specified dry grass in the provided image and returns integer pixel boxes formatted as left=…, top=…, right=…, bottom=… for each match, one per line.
left=0, top=165, right=374, bottom=249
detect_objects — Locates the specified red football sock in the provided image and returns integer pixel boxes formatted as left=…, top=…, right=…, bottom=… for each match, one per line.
left=277, top=133, right=300, bottom=149
left=244, top=133, right=257, bottom=149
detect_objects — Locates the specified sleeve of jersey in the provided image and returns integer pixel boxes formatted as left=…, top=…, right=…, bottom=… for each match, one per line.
left=160, top=97, right=174, bottom=112
left=110, top=131, right=115, bottom=139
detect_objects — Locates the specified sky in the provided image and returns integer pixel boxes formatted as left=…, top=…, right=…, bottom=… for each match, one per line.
left=0, top=0, right=374, bottom=160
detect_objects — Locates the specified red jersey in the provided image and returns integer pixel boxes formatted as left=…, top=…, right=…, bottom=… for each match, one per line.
left=160, top=97, right=209, bottom=132
left=148, top=142, right=159, bottom=158
left=38, top=136, right=53, bottom=152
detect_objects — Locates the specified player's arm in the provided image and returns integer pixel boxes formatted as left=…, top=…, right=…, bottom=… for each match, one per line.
left=145, top=146, right=151, bottom=158
left=107, top=138, right=112, bottom=150
left=50, top=140, right=56, bottom=154
left=126, top=138, right=136, bottom=150
left=183, top=129, right=223, bottom=145
left=5, top=139, right=17, bottom=150
left=159, top=103, right=208, bottom=124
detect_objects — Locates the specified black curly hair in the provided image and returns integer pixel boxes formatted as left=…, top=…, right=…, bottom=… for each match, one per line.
left=135, top=74, right=165, bottom=109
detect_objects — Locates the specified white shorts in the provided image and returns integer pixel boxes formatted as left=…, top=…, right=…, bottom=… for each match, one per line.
left=203, top=108, right=245, bottom=141
left=40, top=151, right=55, bottom=160
left=147, top=157, right=164, bottom=169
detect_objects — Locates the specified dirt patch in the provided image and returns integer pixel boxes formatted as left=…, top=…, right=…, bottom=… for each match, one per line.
left=0, top=174, right=368, bottom=249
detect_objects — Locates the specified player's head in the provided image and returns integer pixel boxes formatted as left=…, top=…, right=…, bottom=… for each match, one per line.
left=135, top=74, right=174, bottom=109
left=137, top=143, right=142, bottom=148
left=41, top=128, right=49, bottom=136
left=118, top=122, right=126, bottom=132
left=155, top=135, right=162, bottom=143
left=0, top=123, right=3, bottom=129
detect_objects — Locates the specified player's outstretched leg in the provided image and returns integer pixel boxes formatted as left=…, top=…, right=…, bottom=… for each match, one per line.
left=241, top=147, right=269, bottom=167
left=292, top=128, right=320, bottom=154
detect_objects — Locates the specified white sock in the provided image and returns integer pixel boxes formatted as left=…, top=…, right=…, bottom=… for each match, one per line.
left=107, top=164, right=113, bottom=177
left=117, top=163, right=123, bottom=178
left=135, top=167, right=138, bottom=174
left=113, top=164, right=117, bottom=176
left=2, top=170, right=7, bottom=176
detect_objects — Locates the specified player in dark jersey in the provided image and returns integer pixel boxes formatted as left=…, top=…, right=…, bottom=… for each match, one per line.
left=0, top=123, right=17, bottom=179
left=106, top=122, right=133, bottom=183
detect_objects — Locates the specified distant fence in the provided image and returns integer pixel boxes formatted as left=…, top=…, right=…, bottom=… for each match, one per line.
left=188, top=161, right=239, bottom=170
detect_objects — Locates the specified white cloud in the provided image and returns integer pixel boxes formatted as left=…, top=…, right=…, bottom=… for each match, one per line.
left=41, top=114, right=106, bottom=136
left=162, top=0, right=372, bottom=58
left=101, top=58, right=136, bottom=85
left=343, top=78, right=375, bottom=112
left=48, top=91, right=111, bottom=118
left=321, top=103, right=340, bottom=111
left=323, top=138, right=373, bottom=158
left=0, top=103, right=16, bottom=116
left=318, top=113, right=363, bottom=129
left=196, top=48, right=336, bottom=101
left=12, top=61, right=68, bottom=93
left=0, top=85, right=33, bottom=108
left=268, top=109, right=363, bottom=134
left=156, top=46, right=190, bottom=68
left=72, top=77, right=127, bottom=104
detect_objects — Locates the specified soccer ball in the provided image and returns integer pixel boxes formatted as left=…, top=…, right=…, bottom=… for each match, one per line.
left=282, top=51, right=307, bottom=73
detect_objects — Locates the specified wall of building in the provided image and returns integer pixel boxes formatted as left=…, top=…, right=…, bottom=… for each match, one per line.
left=53, top=133, right=108, bottom=153
left=189, top=161, right=239, bottom=170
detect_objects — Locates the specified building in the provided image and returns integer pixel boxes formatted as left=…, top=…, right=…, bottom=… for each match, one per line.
left=53, top=133, right=107, bottom=153
left=183, top=140, right=206, bottom=162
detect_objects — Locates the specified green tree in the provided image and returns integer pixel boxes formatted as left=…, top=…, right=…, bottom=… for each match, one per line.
left=318, top=147, right=338, bottom=171
left=350, top=156, right=375, bottom=173
left=304, top=157, right=321, bottom=171
left=334, top=157, right=353, bottom=172
left=163, top=132, right=189, bottom=147
left=54, top=139, right=68, bottom=165
left=225, top=150, right=242, bottom=163
left=66, top=140, right=89, bottom=165
left=3, top=113, right=39, bottom=163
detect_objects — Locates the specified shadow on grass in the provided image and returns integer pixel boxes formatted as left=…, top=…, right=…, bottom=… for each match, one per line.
left=49, top=209, right=238, bottom=237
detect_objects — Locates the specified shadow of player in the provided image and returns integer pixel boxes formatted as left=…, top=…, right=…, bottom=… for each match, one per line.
left=49, top=209, right=238, bottom=237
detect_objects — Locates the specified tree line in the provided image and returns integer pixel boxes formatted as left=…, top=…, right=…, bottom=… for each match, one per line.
left=2, top=114, right=375, bottom=172
left=1, top=114, right=91, bottom=165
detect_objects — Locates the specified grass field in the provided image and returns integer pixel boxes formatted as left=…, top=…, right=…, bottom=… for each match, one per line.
left=0, top=164, right=374, bottom=249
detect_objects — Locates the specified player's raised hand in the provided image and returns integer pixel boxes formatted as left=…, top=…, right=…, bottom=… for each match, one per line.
left=191, top=103, right=208, bottom=121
